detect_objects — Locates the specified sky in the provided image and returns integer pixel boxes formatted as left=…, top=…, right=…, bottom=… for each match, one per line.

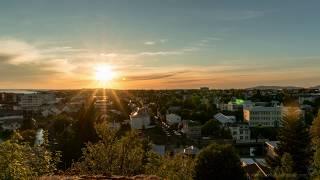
left=0, top=0, right=320, bottom=89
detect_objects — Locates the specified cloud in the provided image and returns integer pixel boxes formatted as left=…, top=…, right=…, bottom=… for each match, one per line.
left=138, top=50, right=183, bottom=56
left=160, top=39, right=168, bottom=43
left=122, top=70, right=189, bottom=81
left=144, top=39, right=168, bottom=45
left=0, top=39, right=40, bottom=65
left=144, top=41, right=156, bottom=45
left=137, top=38, right=215, bottom=57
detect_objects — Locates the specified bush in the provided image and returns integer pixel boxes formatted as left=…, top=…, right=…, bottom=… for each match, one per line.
left=194, top=143, right=246, bottom=180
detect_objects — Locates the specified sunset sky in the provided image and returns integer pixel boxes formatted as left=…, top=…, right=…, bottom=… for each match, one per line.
left=0, top=0, right=320, bottom=89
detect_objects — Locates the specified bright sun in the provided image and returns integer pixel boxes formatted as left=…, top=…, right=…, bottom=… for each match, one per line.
left=94, top=65, right=115, bottom=84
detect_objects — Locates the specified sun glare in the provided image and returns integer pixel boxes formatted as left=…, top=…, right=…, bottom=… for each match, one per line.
left=94, top=65, right=115, bottom=84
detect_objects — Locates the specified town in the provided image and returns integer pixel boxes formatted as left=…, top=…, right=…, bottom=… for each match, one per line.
left=1, top=1, right=320, bottom=179
left=1, top=86, right=320, bottom=179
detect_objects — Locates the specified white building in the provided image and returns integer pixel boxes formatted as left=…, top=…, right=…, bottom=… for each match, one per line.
left=243, top=105, right=304, bottom=127
left=130, top=107, right=151, bottom=129
left=213, top=113, right=236, bottom=125
left=243, top=106, right=281, bottom=127
left=166, top=113, right=181, bottom=125
left=20, top=93, right=56, bottom=111
left=229, top=123, right=250, bottom=142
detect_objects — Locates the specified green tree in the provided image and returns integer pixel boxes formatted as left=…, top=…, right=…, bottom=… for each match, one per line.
left=312, top=147, right=320, bottom=179
left=145, top=153, right=194, bottom=180
left=0, top=132, right=60, bottom=179
left=201, top=119, right=232, bottom=139
left=276, top=108, right=312, bottom=175
left=311, top=113, right=320, bottom=178
left=48, top=115, right=80, bottom=169
left=201, top=119, right=221, bottom=137
left=274, top=153, right=297, bottom=179
left=76, top=102, right=99, bottom=143
left=73, top=123, right=148, bottom=176
left=311, top=112, right=320, bottom=146
left=193, top=143, right=246, bottom=180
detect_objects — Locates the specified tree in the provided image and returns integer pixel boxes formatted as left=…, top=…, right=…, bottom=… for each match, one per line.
left=311, top=113, right=320, bottom=178
left=276, top=108, right=312, bottom=175
left=201, top=119, right=232, bottom=139
left=274, top=153, right=297, bottom=179
left=193, top=143, right=246, bottom=180
left=145, top=153, right=194, bottom=180
left=310, top=112, right=320, bottom=146
left=201, top=119, right=221, bottom=137
left=312, top=147, right=320, bottom=178
left=0, top=132, right=60, bottom=179
left=73, top=123, right=148, bottom=176
left=75, top=102, right=99, bottom=144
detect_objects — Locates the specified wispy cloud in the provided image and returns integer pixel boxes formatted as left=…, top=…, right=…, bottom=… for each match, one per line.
left=0, top=39, right=40, bottom=65
left=122, top=71, right=188, bottom=81
left=144, top=39, right=169, bottom=46
left=138, top=37, right=216, bottom=56
left=160, top=39, right=168, bottom=43
left=144, top=41, right=156, bottom=45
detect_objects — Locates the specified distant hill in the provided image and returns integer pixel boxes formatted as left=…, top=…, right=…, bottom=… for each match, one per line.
left=247, top=86, right=304, bottom=90
left=310, top=85, right=320, bottom=89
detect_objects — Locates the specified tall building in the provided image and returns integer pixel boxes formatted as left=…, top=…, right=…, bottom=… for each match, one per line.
left=20, top=93, right=56, bottom=111
left=243, top=105, right=304, bottom=127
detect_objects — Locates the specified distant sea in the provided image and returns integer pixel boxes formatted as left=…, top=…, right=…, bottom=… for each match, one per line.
left=0, top=90, right=37, bottom=94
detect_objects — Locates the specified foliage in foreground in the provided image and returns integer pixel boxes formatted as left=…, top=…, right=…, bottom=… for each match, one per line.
left=73, top=123, right=149, bottom=176
left=193, top=143, right=246, bottom=180
left=145, top=153, right=195, bottom=180
left=0, top=132, right=60, bottom=180
left=73, top=123, right=195, bottom=179
left=311, top=112, right=320, bottom=178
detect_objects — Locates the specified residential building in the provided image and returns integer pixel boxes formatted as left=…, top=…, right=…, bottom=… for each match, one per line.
left=298, top=94, right=320, bottom=105
left=241, top=158, right=268, bottom=179
left=213, top=113, right=236, bottom=125
left=265, top=141, right=279, bottom=159
left=130, top=107, right=151, bottom=129
left=229, top=123, right=250, bottom=142
left=166, top=113, right=181, bottom=125
left=180, top=120, right=202, bottom=139
left=0, top=115, right=23, bottom=131
left=183, top=145, right=199, bottom=156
